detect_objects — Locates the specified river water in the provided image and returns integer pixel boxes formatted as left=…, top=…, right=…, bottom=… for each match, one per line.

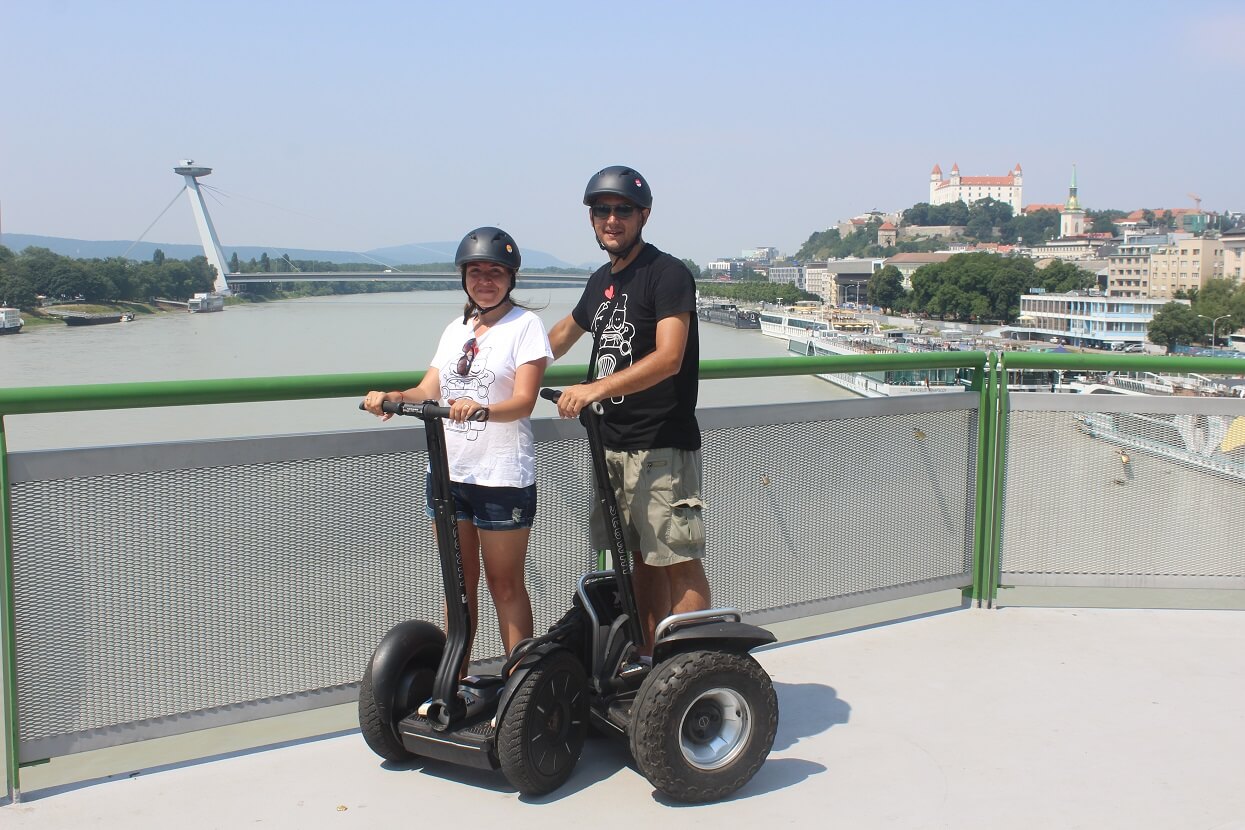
left=0, top=288, right=851, bottom=450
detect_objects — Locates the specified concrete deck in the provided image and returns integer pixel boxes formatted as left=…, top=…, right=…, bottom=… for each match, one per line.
left=5, top=605, right=1245, bottom=829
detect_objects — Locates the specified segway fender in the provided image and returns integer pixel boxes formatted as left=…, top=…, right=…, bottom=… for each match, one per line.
left=366, top=620, right=445, bottom=727
left=495, top=641, right=569, bottom=721
left=653, top=621, right=775, bottom=662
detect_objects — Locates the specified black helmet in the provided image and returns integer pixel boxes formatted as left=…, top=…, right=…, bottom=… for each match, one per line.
left=583, top=166, right=652, bottom=209
left=456, top=227, right=520, bottom=321
left=454, top=226, right=521, bottom=272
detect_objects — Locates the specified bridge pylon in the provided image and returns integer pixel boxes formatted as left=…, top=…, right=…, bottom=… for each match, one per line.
left=173, top=161, right=233, bottom=295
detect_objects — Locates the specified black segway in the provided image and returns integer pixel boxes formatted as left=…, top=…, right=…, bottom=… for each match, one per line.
left=540, top=388, right=779, bottom=803
left=357, top=400, right=588, bottom=796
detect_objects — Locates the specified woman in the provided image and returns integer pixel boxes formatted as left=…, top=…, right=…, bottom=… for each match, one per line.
left=363, top=227, right=551, bottom=666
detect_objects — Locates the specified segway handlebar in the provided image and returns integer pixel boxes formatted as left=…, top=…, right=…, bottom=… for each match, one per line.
left=359, top=400, right=489, bottom=421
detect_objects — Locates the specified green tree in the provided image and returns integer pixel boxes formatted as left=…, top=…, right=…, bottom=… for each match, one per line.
left=259, top=252, right=271, bottom=273
left=1146, top=302, right=1202, bottom=352
left=1087, top=209, right=1126, bottom=236
left=1036, top=260, right=1096, bottom=293
left=229, top=252, right=241, bottom=273
left=152, top=248, right=166, bottom=265
left=909, top=252, right=1037, bottom=322
left=867, top=265, right=904, bottom=311
left=680, top=258, right=701, bottom=278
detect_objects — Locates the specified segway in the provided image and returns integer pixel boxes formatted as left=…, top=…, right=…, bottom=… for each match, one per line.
left=539, top=388, right=779, bottom=803
left=358, top=394, right=779, bottom=802
left=356, top=400, right=588, bottom=796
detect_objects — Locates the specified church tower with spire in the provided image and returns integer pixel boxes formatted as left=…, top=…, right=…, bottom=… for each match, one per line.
left=1060, top=165, right=1087, bottom=237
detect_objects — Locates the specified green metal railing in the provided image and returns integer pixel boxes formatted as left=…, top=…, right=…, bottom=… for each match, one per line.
left=8, top=349, right=1242, bottom=796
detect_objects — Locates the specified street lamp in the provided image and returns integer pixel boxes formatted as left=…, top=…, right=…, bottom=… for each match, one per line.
left=1198, top=314, right=1231, bottom=348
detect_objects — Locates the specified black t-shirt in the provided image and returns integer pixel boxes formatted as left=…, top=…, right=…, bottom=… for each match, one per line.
left=572, top=243, right=701, bottom=451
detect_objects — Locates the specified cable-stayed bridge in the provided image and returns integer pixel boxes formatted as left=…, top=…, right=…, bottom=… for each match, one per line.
left=171, top=162, right=591, bottom=293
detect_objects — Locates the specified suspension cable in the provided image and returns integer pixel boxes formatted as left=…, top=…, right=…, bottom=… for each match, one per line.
left=121, top=187, right=187, bottom=260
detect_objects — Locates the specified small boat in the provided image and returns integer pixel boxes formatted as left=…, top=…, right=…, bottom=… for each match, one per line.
left=1, top=307, right=24, bottom=335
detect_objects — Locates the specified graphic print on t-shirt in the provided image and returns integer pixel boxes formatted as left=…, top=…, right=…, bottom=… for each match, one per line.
left=592, top=294, right=634, bottom=404
left=440, top=346, right=494, bottom=440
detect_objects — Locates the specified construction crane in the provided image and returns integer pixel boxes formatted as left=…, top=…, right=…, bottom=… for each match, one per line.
left=1189, top=192, right=1202, bottom=211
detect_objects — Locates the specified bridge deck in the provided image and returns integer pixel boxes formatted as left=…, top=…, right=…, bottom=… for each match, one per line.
left=5, top=605, right=1244, bottom=829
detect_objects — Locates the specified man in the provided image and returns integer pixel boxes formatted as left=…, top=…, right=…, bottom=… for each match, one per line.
left=548, top=165, right=710, bottom=657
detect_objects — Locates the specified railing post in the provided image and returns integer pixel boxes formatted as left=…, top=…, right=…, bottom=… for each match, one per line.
left=984, top=353, right=1011, bottom=607
left=0, top=415, right=21, bottom=802
left=970, top=352, right=996, bottom=606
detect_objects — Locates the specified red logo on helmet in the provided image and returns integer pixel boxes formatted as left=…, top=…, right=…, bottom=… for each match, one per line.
left=634, top=179, right=643, bottom=187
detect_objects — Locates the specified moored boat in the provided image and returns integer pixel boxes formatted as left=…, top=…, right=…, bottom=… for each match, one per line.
left=61, top=312, right=135, bottom=326
left=1, top=307, right=24, bottom=335
left=188, top=292, right=225, bottom=313
left=697, top=302, right=760, bottom=329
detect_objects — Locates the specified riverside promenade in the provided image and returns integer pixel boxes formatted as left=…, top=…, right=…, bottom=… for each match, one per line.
left=4, top=604, right=1244, bottom=830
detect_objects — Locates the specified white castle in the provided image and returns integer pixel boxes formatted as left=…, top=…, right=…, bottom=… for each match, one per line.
left=929, top=163, right=1023, bottom=214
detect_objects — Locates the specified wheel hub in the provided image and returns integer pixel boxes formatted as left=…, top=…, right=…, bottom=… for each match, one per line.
left=678, top=687, right=752, bottom=770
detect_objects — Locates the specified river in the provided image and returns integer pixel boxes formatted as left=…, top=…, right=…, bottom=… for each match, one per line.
left=0, top=288, right=852, bottom=450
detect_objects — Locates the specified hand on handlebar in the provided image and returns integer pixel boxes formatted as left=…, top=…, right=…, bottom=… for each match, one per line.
left=362, top=390, right=403, bottom=421
left=446, top=397, right=489, bottom=424
left=548, top=383, right=604, bottom=419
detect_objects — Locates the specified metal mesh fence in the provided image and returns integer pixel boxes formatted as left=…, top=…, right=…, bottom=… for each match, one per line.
left=7, top=397, right=978, bottom=759
left=1001, top=395, right=1245, bottom=585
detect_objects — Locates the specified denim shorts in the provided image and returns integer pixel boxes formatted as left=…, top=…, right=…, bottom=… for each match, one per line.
left=425, top=472, right=537, bottom=530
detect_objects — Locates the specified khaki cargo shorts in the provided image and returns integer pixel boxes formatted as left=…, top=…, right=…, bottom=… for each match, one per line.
left=590, top=446, right=705, bottom=567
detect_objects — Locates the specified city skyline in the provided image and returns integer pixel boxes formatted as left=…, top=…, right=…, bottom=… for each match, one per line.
left=2, top=1, right=1243, bottom=268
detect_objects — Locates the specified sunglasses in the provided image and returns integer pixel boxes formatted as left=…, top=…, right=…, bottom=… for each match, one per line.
left=456, top=337, right=478, bottom=376
left=590, top=203, right=639, bottom=220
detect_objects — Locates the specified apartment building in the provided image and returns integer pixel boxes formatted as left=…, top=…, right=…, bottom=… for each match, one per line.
left=1148, top=237, right=1224, bottom=299
left=1222, top=227, right=1245, bottom=285
left=1107, top=234, right=1176, bottom=297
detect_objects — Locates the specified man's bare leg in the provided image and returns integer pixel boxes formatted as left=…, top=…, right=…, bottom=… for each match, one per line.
left=630, top=555, right=669, bottom=657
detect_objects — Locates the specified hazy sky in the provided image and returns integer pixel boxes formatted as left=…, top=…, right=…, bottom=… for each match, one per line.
left=3, top=0, right=1243, bottom=268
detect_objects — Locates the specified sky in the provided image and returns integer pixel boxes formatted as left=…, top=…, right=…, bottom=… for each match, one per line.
left=2, top=0, right=1244, bottom=269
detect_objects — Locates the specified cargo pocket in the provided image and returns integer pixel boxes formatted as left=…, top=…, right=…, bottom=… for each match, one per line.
left=663, top=497, right=705, bottom=554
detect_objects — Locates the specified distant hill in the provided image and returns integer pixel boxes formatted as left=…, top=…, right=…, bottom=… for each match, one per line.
left=0, top=233, right=578, bottom=269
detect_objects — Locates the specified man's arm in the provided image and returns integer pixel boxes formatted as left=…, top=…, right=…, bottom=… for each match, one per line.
left=555, top=312, right=689, bottom=417
left=548, top=313, right=588, bottom=360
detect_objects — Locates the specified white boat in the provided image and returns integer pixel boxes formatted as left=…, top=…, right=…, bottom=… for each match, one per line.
left=758, top=310, right=831, bottom=340
left=1, top=307, right=26, bottom=335
left=188, top=293, right=225, bottom=313
left=788, top=330, right=965, bottom=397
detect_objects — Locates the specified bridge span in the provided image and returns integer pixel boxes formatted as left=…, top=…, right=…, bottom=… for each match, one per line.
left=225, top=271, right=592, bottom=286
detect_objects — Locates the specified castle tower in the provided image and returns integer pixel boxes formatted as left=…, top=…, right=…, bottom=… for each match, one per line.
left=929, top=164, right=943, bottom=202
left=1060, top=164, right=1087, bottom=238
left=173, top=161, right=232, bottom=295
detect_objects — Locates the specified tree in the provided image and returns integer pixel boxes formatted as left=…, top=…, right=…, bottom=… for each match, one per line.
left=909, top=252, right=1037, bottom=322
left=259, top=252, right=272, bottom=273
left=680, top=258, right=701, bottom=279
left=867, top=265, right=904, bottom=311
left=1035, top=260, right=1096, bottom=293
left=1145, top=303, right=1203, bottom=351
left=152, top=248, right=166, bottom=265
left=0, top=273, right=37, bottom=308
left=229, top=252, right=241, bottom=273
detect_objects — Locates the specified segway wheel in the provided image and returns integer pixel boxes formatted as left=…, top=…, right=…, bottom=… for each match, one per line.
left=497, top=648, right=589, bottom=796
left=358, top=620, right=446, bottom=762
left=629, top=650, right=778, bottom=803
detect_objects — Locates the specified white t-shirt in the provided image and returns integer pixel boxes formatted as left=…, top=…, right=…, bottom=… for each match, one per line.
left=428, top=306, right=552, bottom=487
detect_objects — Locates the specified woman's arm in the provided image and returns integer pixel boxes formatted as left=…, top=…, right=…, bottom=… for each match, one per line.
left=447, top=358, right=546, bottom=423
